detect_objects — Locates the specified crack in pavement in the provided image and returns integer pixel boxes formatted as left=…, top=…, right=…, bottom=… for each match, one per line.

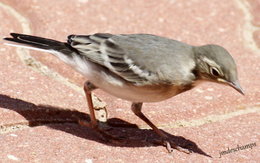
left=142, top=104, right=260, bottom=129
left=161, top=105, right=260, bottom=128
left=0, top=120, right=77, bottom=134
left=236, top=0, right=260, bottom=52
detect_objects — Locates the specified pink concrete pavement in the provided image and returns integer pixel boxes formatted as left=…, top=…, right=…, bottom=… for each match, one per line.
left=0, top=0, right=259, bottom=162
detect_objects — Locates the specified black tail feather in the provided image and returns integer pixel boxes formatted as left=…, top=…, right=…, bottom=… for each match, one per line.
left=4, top=33, right=66, bottom=50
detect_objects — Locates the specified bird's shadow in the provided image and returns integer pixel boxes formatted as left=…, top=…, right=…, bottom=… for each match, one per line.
left=0, top=94, right=211, bottom=157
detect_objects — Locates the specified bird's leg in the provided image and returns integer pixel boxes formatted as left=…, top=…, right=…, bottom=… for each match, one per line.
left=131, top=102, right=191, bottom=154
left=80, top=81, right=98, bottom=128
left=79, top=81, right=124, bottom=143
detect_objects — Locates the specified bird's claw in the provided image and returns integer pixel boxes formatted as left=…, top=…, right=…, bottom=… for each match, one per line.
left=153, top=138, right=191, bottom=154
left=163, top=139, right=191, bottom=154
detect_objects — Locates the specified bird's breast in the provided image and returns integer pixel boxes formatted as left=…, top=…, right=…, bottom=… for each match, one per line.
left=96, top=79, right=193, bottom=102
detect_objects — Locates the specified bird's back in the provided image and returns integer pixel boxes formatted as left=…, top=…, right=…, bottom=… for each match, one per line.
left=111, top=34, right=196, bottom=85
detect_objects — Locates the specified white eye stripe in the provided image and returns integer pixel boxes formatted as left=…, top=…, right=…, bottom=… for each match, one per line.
left=200, top=56, right=224, bottom=77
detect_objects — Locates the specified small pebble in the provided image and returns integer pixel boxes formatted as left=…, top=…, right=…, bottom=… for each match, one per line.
left=195, top=88, right=204, bottom=93
left=204, top=96, right=213, bottom=100
left=78, top=0, right=89, bottom=3
left=85, top=159, right=93, bottom=163
left=7, top=154, right=20, bottom=161
left=0, top=48, right=6, bottom=51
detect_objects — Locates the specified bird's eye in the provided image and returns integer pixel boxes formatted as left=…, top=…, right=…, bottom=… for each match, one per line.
left=210, top=67, right=220, bottom=77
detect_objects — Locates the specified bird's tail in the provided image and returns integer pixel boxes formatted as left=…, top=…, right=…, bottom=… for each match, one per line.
left=3, top=33, right=75, bottom=55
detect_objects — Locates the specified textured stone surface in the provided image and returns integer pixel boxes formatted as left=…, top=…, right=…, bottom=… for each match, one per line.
left=247, top=0, right=260, bottom=26
left=247, top=0, right=260, bottom=49
left=0, top=0, right=259, bottom=162
left=253, top=30, right=260, bottom=48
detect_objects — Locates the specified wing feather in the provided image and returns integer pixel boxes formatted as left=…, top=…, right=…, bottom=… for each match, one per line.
left=68, top=33, right=155, bottom=85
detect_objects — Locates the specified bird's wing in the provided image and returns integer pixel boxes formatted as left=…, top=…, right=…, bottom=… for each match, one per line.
left=68, top=33, right=160, bottom=85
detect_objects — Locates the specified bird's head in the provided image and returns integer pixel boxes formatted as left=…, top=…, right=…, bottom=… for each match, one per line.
left=194, top=44, right=244, bottom=95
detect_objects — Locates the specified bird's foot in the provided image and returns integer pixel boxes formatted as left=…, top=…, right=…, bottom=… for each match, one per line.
left=153, top=138, right=191, bottom=154
left=78, top=119, right=126, bottom=145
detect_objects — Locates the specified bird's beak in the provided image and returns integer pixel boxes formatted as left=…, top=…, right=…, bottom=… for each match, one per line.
left=217, top=78, right=245, bottom=95
left=228, top=81, right=245, bottom=95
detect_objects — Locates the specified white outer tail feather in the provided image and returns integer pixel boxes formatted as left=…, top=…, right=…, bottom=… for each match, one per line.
left=4, top=42, right=54, bottom=53
left=4, top=42, right=78, bottom=69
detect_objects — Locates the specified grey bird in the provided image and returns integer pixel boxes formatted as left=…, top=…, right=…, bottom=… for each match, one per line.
left=4, top=33, right=244, bottom=153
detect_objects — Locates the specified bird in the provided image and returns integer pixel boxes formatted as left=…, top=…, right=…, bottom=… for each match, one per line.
left=4, top=33, right=244, bottom=153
